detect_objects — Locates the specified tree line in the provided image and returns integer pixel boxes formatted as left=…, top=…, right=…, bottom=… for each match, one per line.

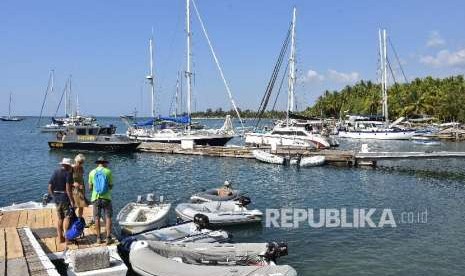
left=303, top=75, right=465, bottom=122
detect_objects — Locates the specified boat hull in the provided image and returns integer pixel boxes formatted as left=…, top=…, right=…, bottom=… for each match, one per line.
left=338, top=130, right=416, bottom=140
left=245, top=132, right=330, bottom=149
left=0, top=117, right=23, bottom=122
left=128, top=135, right=233, bottom=146
left=48, top=141, right=140, bottom=152
left=117, top=203, right=171, bottom=235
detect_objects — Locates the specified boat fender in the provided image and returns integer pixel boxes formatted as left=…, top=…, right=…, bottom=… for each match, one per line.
left=236, top=196, right=251, bottom=207
left=264, top=242, right=288, bottom=263
left=193, top=214, right=210, bottom=230
left=119, top=236, right=137, bottom=253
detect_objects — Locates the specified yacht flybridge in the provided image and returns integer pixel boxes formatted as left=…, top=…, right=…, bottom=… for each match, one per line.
left=338, top=29, right=415, bottom=140
left=124, top=0, right=240, bottom=146
left=244, top=8, right=334, bottom=149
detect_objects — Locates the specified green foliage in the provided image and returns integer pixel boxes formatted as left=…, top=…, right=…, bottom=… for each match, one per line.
left=191, top=108, right=286, bottom=119
left=304, top=75, right=465, bottom=122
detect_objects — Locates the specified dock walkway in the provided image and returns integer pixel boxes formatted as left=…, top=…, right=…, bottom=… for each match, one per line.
left=0, top=206, right=107, bottom=276
left=139, top=143, right=465, bottom=166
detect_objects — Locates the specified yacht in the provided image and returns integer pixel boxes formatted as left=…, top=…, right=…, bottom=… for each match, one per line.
left=124, top=1, right=236, bottom=147
left=338, top=29, right=415, bottom=140
left=0, top=92, right=23, bottom=122
left=244, top=8, right=333, bottom=149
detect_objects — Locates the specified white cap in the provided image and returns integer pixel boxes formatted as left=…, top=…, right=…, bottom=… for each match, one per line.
left=59, top=158, right=72, bottom=166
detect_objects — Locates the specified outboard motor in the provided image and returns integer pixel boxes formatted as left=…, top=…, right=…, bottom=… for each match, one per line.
left=283, top=156, right=291, bottom=166
left=42, top=193, right=51, bottom=206
left=193, top=213, right=210, bottom=230
left=236, top=196, right=251, bottom=207
left=263, top=242, right=288, bottom=263
left=136, top=195, right=143, bottom=204
left=146, top=193, right=155, bottom=205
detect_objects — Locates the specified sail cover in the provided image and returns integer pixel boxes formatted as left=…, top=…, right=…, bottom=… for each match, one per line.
left=157, top=115, right=190, bottom=124
left=134, top=118, right=154, bottom=127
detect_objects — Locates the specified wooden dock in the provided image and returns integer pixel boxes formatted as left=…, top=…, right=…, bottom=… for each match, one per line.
left=0, top=206, right=108, bottom=276
left=139, top=142, right=465, bottom=166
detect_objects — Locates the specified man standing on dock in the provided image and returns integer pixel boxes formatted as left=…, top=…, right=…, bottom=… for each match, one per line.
left=48, top=157, right=75, bottom=243
left=88, top=157, right=113, bottom=244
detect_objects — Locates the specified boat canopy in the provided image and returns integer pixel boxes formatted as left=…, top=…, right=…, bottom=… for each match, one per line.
left=134, top=118, right=154, bottom=127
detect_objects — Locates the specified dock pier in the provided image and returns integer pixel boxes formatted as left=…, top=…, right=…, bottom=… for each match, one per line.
left=139, top=143, right=465, bottom=167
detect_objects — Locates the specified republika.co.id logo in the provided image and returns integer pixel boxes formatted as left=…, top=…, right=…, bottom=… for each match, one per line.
left=266, top=208, right=428, bottom=228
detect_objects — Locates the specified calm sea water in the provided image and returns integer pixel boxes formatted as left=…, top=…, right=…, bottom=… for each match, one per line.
left=1, top=117, right=465, bottom=275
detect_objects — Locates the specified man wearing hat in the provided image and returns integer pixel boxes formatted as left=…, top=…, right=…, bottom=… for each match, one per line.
left=48, top=157, right=75, bottom=243
left=88, top=157, right=113, bottom=244
left=218, top=180, right=233, bottom=197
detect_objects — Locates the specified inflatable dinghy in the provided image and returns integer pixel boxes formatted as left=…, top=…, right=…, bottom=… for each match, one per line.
left=130, top=240, right=297, bottom=276
left=176, top=197, right=262, bottom=225
left=252, top=150, right=284, bottom=164
left=190, top=188, right=243, bottom=203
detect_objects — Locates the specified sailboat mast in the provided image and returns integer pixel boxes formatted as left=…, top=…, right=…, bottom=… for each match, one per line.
left=147, top=34, right=155, bottom=118
left=287, top=7, right=297, bottom=125
left=175, top=72, right=180, bottom=118
left=8, top=92, right=12, bottom=118
left=69, top=75, right=73, bottom=116
left=378, top=29, right=384, bottom=119
left=382, top=29, right=389, bottom=125
left=186, top=0, right=192, bottom=132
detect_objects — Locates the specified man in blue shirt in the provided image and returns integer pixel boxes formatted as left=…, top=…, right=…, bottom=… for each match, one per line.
left=48, top=157, right=75, bottom=243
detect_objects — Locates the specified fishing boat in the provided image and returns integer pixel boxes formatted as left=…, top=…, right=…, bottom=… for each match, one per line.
left=175, top=197, right=263, bottom=226
left=338, top=30, right=415, bottom=140
left=129, top=240, right=297, bottom=276
left=117, top=194, right=171, bottom=235
left=130, top=240, right=288, bottom=266
left=0, top=92, right=23, bottom=122
left=252, top=150, right=284, bottom=165
left=48, top=125, right=140, bottom=152
left=123, top=3, right=240, bottom=146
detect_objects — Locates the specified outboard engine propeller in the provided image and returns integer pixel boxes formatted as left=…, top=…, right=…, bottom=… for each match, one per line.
left=263, top=242, right=288, bottom=263
left=193, top=213, right=210, bottom=230
left=42, top=193, right=51, bottom=206
left=236, top=196, right=251, bottom=207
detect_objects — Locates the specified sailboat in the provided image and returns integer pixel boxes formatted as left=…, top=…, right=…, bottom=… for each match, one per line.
left=124, top=0, right=235, bottom=146
left=39, top=73, right=98, bottom=132
left=244, top=8, right=332, bottom=149
left=338, top=29, right=415, bottom=140
left=0, top=92, right=23, bottom=122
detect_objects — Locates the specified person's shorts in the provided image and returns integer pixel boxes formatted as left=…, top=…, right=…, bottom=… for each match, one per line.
left=72, top=188, right=88, bottom=208
left=93, top=199, right=113, bottom=219
left=56, top=202, right=70, bottom=220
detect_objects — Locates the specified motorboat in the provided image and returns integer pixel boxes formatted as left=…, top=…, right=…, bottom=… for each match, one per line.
left=130, top=240, right=289, bottom=266
left=0, top=194, right=55, bottom=211
left=175, top=197, right=263, bottom=226
left=129, top=240, right=297, bottom=276
left=48, top=125, right=140, bottom=152
left=299, top=155, right=326, bottom=167
left=190, top=187, right=243, bottom=203
left=117, top=194, right=171, bottom=235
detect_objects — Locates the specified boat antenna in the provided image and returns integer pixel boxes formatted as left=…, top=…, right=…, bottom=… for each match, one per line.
left=186, top=0, right=192, bottom=133
left=286, top=7, right=297, bottom=126
left=146, top=28, right=156, bottom=118
left=191, top=0, right=244, bottom=129
left=8, top=92, right=12, bottom=119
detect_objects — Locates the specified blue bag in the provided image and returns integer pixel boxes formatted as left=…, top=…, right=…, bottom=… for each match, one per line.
left=65, top=214, right=86, bottom=241
left=94, top=169, right=109, bottom=196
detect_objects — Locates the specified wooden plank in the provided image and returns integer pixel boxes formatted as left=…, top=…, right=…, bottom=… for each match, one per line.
left=5, top=228, right=23, bottom=260
left=26, top=210, right=37, bottom=228
left=17, top=211, right=28, bottom=228
left=0, top=212, right=20, bottom=228
left=55, top=237, right=65, bottom=252
left=0, top=228, right=5, bottom=259
left=39, top=238, right=56, bottom=254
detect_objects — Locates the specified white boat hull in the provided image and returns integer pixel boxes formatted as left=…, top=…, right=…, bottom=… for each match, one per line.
left=117, top=203, right=171, bottom=235
left=338, top=130, right=415, bottom=140
left=299, top=155, right=326, bottom=167
left=245, top=132, right=330, bottom=148
left=252, top=150, right=284, bottom=164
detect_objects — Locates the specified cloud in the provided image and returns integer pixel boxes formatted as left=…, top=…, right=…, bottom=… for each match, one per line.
left=420, top=48, right=465, bottom=67
left=426, top=31, right=446, bottom=48
left=327, top=69, right=360, bottom=83
left=300, top=69, right=324, bottom=83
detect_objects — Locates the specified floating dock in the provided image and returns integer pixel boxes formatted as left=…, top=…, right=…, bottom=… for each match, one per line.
left=0, top=206, right=127, bottom=276
left=139, top=143, right=465, bottom=166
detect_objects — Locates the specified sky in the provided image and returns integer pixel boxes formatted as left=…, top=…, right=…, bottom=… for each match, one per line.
left=1, top=0, right=464, bottom=116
